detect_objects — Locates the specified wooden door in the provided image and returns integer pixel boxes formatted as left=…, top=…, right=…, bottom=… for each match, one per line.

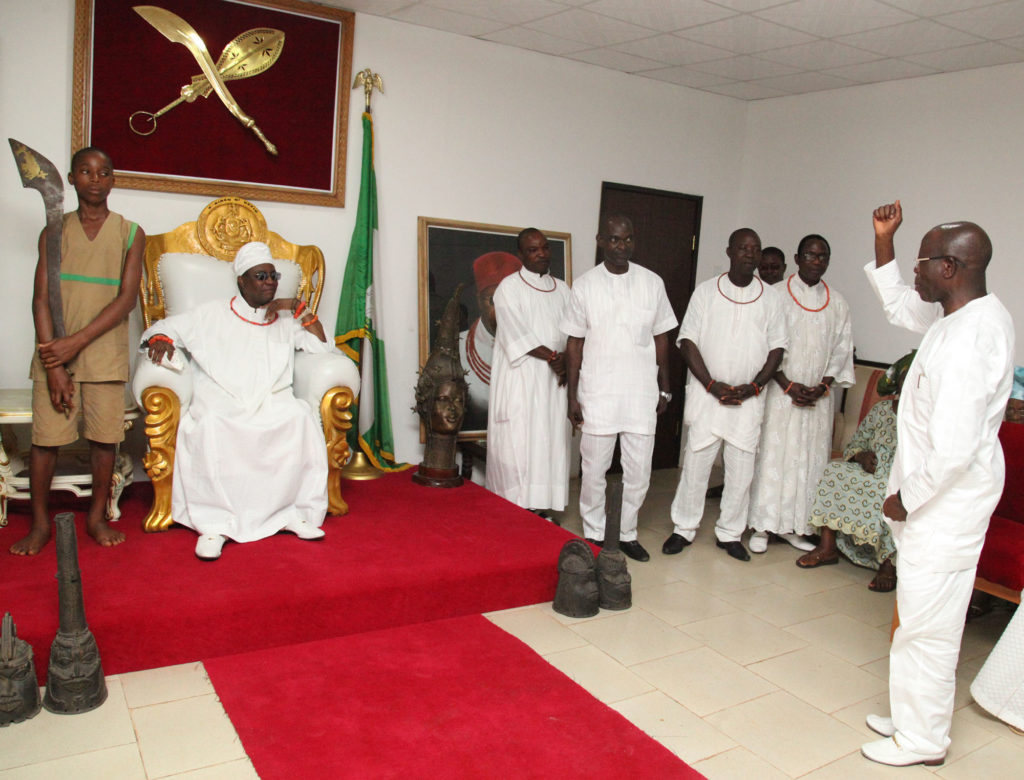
left=598, top=182, right=701, bottom=469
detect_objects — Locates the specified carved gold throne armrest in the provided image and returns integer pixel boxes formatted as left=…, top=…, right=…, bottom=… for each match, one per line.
left=133, top=197, right=359, bottom=531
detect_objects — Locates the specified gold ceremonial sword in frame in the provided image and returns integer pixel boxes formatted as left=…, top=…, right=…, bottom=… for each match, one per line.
left=132, top=5, right=279, bottom=155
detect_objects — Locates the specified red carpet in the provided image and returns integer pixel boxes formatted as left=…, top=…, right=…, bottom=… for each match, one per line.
left=2, top=473, right=577, bottom=682
left=204, top=614, right=704, bottom=779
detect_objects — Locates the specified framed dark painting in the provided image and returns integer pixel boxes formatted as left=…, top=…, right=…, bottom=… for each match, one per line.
left=72, top=0, right=354, bottom=206
left=417, top=217, right=573, bottom=440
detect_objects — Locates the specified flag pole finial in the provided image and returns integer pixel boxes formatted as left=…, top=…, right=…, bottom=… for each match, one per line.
left=353, top=68, right=384, bottom=113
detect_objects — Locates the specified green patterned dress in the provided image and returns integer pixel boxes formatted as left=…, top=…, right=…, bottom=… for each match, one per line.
left=806, top=400, right=897, bottom=569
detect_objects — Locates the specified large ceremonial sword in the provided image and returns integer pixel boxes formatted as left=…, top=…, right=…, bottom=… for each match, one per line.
left=133, top=5, right=278, bottom=155
left=9, top=139, right=65, bottom=338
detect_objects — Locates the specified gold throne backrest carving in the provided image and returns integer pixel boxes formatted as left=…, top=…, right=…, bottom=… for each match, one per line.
left=139, top=197, right=326, bottom=329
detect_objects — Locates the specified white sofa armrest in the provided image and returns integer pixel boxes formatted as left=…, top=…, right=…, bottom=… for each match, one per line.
left=132, top=357, right=195, bottom=411
left=293, top=351, right=360, bottom=414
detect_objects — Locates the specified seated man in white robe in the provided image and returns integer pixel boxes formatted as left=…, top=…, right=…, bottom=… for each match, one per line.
left=141, top=242, right=334, bottom=560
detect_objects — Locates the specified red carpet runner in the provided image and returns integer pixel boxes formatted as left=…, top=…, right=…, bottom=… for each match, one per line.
left=204, top=614, right=704, bottom=779
left=3, top=473, right=577, bottom=680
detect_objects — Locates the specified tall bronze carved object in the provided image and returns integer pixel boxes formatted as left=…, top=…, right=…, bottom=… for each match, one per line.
left=553, top=539, right=599, bottom=618
left=43, top=513, right=107, bottom=714
left=596, top=480, right=631, bottom=610
left=0, top=613, right=41, bottom=726
left=413, top=286, right=468, bottom=488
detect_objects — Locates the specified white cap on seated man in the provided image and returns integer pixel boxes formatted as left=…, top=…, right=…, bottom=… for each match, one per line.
left=141, top=241, right=335, bottom=560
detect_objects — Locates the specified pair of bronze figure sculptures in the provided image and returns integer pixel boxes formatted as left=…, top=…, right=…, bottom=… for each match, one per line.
left=1, top=514, right=107, bottom=727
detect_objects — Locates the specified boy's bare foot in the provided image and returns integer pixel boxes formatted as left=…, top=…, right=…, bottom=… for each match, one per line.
left=86, top=518, right=126, bottom=547
left=9, top=525, right=51, bottom=555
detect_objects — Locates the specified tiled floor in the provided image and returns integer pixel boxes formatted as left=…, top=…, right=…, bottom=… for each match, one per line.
left=2, top=470, right=1019, bottom=778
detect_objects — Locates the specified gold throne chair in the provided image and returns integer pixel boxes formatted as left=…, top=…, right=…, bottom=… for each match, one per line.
left=131, top=197, right=359, bottom=531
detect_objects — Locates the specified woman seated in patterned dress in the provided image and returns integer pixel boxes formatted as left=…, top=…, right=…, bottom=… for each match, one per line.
left=795, top=352, right=914, bottom=592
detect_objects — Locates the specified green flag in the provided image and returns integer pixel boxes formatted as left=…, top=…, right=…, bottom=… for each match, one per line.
left=335, top=112, right=407, bottom=471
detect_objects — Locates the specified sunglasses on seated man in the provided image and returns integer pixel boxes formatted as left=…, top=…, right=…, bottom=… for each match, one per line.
left=249, top=269, right=282, bottom=281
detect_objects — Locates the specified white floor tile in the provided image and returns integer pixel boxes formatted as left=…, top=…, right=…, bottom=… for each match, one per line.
left=610, top=690, right=737, bottom=763
left=706, top=690, right=865, bottom=777
left=0, top=679, right=136, bottom=772
left=568, top=607, right=700, bottom=666
left=0, top=745, right=145, bottom=780
left=786, top=613, right=892, bottom=666
left=117, top=662, right=214, bottom=709
left=748, top=646, right=889, bottom=713
left=132, top=694, right=246, bottom=778
left=692, top=745, right=790, bottom=779
left=632, top=646, right=777, bottom=717
left=485, top=603, right=590, bottom=654
left=542, top=645, right=654, bottom=704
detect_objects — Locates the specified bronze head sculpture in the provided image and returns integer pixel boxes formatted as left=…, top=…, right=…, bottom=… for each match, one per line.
left=0, top=612, right=41, bottom=726
left=413, top=285, right=469, bottom=488
left=43, top=513, right=107, bottom=714
left=553, top=539, right=599, bottom=618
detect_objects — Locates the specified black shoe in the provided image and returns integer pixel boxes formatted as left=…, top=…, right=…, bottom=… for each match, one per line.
left=584, top=538, right=604, bottom=547
left=662, top=533, right=691, bottom=555
left=620, top=540, right=650, bottom=562
left=716, top=540, right=750, bottom=562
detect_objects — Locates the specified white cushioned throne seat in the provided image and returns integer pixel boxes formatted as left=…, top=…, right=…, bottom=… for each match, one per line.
left=132, top=197, right=359, bottom=531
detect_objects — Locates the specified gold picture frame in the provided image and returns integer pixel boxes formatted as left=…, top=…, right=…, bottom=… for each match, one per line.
left=71, top=0, right=354, bottom=207
left=417, top=217, right=573, bottom=440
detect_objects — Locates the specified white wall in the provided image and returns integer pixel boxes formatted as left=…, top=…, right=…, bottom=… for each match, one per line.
left=1, top=5, right=748, bottom=465
left=738, top=63, right=1024, bottom=365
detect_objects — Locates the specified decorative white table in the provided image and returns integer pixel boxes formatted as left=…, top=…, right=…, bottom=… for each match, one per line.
left=0, top=388, right=138, bottom=527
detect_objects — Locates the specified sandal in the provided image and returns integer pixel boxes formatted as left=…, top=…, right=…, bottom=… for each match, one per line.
left=795, top=550, right=839, bottom=568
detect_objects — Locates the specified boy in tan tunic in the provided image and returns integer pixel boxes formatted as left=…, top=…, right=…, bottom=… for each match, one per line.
left=10, top=147, right=145, bottom=555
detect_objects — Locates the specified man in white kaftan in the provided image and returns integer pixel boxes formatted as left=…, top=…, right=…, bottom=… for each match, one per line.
left=664, top=228, right=787, bottom=562
left=861, top=202, right=1014, bottom=767
left=141, top=242, right=335, bottom=560
left=486, top=229, right=571, bottom=512
left=458, top=252, right=521, bottom=433
left=748, top=235, right=855, bottom=553
left=562, top=214, right=677, bottom=563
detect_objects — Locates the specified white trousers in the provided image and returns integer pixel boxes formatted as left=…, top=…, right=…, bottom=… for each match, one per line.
left=670, top=438, right=754, bottom=543
left=579, top=432, right=655, bottom=543
left=889, top=559, right=975, bottom=755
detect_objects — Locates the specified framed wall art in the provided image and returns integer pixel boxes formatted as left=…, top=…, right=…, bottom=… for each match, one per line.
left=71, top=0, right=354, bottom=207
left=417, top=217, right=573, bottom=440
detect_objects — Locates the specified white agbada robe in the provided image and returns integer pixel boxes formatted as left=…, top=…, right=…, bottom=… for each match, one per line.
left=561, top=262, right=677, bottom=541
left=670, top=274, right=788, bottom=541
left=485, top=269, right=571, bottom=510
left=141, top=297, right=334, bottom=542
left=749, top=274, right=855, bottom=535
left=865, top=260, right=1015, bottom=755
left=459, top=320, right=493, bottom=433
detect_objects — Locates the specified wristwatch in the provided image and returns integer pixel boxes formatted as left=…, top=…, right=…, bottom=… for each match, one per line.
left=659, top=391, right=672, bottom=402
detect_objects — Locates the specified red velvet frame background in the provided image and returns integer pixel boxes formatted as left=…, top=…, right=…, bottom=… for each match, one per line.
left=72, top=0, right=353, bottom=206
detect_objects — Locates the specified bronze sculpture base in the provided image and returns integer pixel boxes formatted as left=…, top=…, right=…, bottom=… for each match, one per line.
left=412, top=465, right=463, bottom=488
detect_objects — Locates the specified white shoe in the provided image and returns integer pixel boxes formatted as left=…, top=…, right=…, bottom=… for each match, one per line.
left=749, top=531, right=769, bottom=553
left=195, top=534, right=227, bottom=560
left=861, top=737, right=945, bottom=767
left=779, top=532, right=816, bottom=552
left=866, top=713, right=895, bottom=737
left=283, top=517, right=326, bottom=540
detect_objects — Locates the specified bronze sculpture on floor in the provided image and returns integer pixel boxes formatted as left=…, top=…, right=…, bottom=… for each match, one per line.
left=43, top=513, right=107, bottom=714
left=597, top=480, right=631, bottom=610
left=0, top=612, right=41, bottom=726
left=413, top=286, right=468, bottom=488
left=553, top=539, right=599, bottom=618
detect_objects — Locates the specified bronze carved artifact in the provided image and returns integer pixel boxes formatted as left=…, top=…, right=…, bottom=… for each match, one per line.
left=597, top=480, right=631, bottom=610
left=8, top=139, right=65, bottom=338
left=133, top=6, right=279, bottom=154
left=553, top=539, right=599, bottom=618
left=43, top=513, right=107, bottom=714
left=413, top=286, right=468, bottom=488
left=0, top=613, right=41, bottom=727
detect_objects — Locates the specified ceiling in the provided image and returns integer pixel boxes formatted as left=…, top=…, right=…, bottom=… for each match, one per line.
left=325, top=0, right=1024, bottom=100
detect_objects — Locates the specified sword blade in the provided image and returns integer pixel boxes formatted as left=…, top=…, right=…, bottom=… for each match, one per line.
left=9, top=139, right=65, bottom=338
